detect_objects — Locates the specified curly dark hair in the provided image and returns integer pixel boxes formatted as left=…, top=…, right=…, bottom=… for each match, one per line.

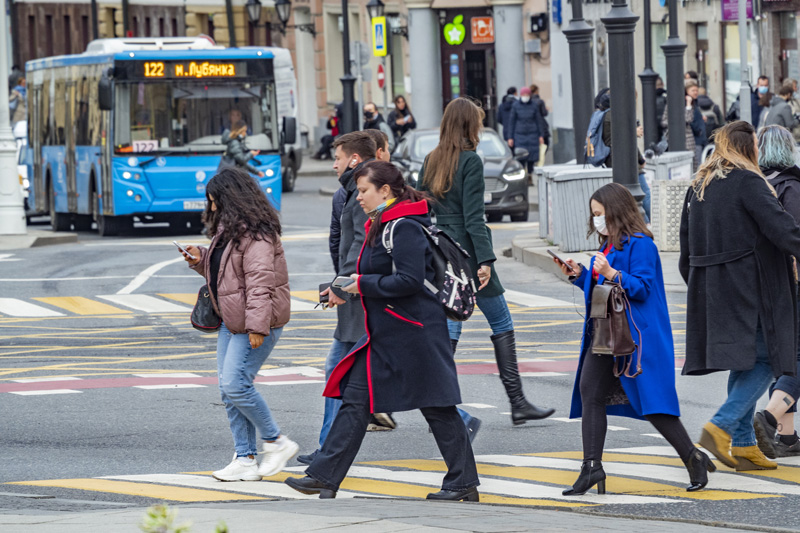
left=203, top=167, right=281, bottom=248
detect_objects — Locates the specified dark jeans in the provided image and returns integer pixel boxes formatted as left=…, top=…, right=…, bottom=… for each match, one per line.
left=306, top=352, right=479, bottom=491
left=580, top=351, right=694, bottom=461
left=769, top=293, right=800, bottom=413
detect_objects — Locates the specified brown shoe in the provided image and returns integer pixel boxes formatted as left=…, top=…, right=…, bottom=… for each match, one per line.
left=732, top=445, right=778, bottom=471
left=698, top=421, right=738, bottom=468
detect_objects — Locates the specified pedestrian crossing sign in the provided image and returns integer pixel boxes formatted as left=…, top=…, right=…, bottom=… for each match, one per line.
left=372, top=17, right=387, bottom=57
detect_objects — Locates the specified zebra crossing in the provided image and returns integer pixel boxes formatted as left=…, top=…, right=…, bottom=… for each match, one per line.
left=8, top=447, right=800, bottom=507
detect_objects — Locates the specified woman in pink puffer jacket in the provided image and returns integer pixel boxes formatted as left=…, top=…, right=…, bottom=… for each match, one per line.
left=181, top=167, right=297, bottom=482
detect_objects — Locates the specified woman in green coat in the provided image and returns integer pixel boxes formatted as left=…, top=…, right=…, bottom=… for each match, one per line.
left=418, top=97, right=555, bottom=426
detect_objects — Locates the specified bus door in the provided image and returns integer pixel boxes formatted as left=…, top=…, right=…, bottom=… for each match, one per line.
left=32, top=85, right=45, bottom=213
left=100, top=98, right=112, bottom=216
left=65, top=80, right=78, bottom=212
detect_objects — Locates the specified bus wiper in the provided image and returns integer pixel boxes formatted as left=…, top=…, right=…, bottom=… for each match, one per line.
left=137, top=150, right=183, bottom=167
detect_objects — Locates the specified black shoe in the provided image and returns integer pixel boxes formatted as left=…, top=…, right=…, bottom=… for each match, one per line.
left=562, top=460, right=606, bottom=496
left=466, top=417, right=481, bottom=444
left=683, top=448, right=716, bottom=492
left=426, top=486, right=479, bottom=502
left=372, top=412, right=397, bottom=429
left=775, top=435, right=800, bottom=457
left=754, top=410, right=778, bottom=459
left=297, top=449, right=319, bottom=465
left=511, top=400, right=556, bottom=425
left=285, top=476, right=337, bottom=499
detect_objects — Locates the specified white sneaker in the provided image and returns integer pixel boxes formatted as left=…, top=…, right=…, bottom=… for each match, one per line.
left=257, top=435, right=300, bottom=477
left=212, top=454, right=262, bottom=482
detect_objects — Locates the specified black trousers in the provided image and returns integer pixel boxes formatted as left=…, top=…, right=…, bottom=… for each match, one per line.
left=580, top=351, right=694, bottom=462
left=307, top=352, right=479, bottom=491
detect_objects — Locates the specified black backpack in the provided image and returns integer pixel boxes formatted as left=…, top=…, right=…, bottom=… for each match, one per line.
left=381, top=218, right=477, bottom=321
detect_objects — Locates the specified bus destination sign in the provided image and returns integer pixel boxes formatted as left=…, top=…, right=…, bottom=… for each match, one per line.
left=140, top=61, right=247, bottom=79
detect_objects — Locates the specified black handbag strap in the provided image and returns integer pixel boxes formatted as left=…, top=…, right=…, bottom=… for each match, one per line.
left=609, top=273, right=643, bottom=378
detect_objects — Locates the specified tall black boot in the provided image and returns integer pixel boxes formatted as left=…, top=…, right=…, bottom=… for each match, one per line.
left=491, top=330, right=555, bottom=425
left=450, top=339, right=459, bottom=355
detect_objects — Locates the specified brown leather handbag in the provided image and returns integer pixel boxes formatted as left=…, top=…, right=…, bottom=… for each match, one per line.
left=590, top=274, right=643, bottom=378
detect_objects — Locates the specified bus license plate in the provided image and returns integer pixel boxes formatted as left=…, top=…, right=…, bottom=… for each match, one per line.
left=484, top=193, right=492, bottom=204
left=183, top=201, right=206, bottom=210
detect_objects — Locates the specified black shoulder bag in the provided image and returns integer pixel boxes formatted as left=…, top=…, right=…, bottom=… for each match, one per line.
left=191, top=285, right=221, bottom=333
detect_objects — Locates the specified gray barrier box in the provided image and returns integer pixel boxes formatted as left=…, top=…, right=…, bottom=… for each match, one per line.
left=534, top=164, right=583, bottom=241
left=550, top=168, right=613, bottom=252
left=643, top=151, right=694, bottom=252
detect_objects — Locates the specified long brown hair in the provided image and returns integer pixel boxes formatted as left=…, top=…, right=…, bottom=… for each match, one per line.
left=354, top=161, right=430, bottom=245
left=587, top=183, right=652, bottom=250
left=422, top=98, right=484, bottom=197
left=692, top=120, right=768, bottom=200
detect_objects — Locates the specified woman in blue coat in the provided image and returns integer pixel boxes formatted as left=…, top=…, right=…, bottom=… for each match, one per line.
left=507, top=86, right=548, bottom=172
left=285, top=161, right=479, bottom=502
left=554, top=183, right=714, bottom=496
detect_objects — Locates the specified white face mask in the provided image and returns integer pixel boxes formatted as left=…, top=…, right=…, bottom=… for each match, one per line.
left=593, top=215, right=608, bottom=235
left=521, top=96, right=531, bottom=103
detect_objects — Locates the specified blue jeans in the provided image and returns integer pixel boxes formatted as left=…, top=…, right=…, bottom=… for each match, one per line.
left=710, top=323, right=775, bottom=447
left=447, top=294, right=514, bottom=340
left=319, top=339, right=356, bottom=447
left=639, top=173, right=651, bottom=223
left=216, top=323, right=283, bottom=457
left=768, top=293, right=800, bottom=413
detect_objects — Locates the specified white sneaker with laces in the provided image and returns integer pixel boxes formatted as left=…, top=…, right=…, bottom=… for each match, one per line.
left=212, top=454, right=262, bottom=482
left=258, top=435, right=300, bottom=477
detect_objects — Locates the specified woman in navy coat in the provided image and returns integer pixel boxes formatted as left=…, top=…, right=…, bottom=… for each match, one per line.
left=285, top=161, right=479, bottom=502
left=554, top=183, right=713, bottom=496
left=507, top=86, right=548, bottom=171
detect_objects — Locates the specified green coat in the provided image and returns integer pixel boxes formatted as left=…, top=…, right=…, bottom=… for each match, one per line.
left=417, top=150, right=504, bottom=297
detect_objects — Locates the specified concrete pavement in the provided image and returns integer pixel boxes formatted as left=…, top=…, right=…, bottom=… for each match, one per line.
left=1, top=498, right=767, bottom=533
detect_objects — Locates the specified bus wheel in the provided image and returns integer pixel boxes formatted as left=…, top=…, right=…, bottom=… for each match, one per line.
left=72, top=215, right=93, bottom=232
left=281, top=164, right=297, bottom=193
left=97, top=215, right=131, bottom=237
left=49, top=183, right=71, bottom=232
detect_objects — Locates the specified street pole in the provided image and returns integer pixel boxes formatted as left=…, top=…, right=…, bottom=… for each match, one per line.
left=91, top=0, right=99, bottom=40
left=601, top=0, right=642, bottom=196
left=340, top=0, right=357, bottom=134
left=382, top=56, right=388, bottom=117
left=661, top=0, right=686, bottom=151
left=738, top=0, right=752, bottom=124
left=563, top=0, right=595, bottom=161
left=0, top=5, right=27, bottom=235
left=638, top=0, right=659, bottom=151
left=355, top=41, right=364, bottom=127
left=225, top=0, right=237, bottom=47
left=122, top=0, right=130, bottom=37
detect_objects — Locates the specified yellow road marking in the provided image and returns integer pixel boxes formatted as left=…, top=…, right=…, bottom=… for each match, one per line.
left=530, top=451, right=685, bottom=467
left=7, top=479, right=264, bottom=502
left=159, top=293, right=197, bottom=306
left=32, top=297, right=132, bottom=315
left=365, top=460, right=776, bottom=501
left=291, top=290, right=324, bottom=303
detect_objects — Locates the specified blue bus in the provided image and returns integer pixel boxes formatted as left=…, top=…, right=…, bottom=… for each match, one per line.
left=26, top=36, right=296, bottom=236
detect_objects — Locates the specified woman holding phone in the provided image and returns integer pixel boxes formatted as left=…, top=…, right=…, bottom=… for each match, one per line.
left=285, top=160, right=479, bottom=501
left=180, top=167, right=298, bottom=482
left=554, top=183, right=712, bottom=495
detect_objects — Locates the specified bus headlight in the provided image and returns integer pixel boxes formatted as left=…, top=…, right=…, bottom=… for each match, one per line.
left=411, top=171, right=419, bottom=185
left=266, top=169, right=274, bottom=177
left=503, top=169, right=526, bottom=181
left=127, top=189, right=134, bottom=197
left=266, top=187, right=273, bottom=194
left=22, top=178, right=30, bottom=189
left=134, top=195, right=141, bottom=202
left=123, top=171, right=132, bottom=179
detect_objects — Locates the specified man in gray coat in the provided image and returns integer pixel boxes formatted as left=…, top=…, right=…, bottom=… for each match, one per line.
left=765, top=85, right=800, bottom=131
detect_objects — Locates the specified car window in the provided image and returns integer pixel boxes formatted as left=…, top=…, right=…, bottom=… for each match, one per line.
left=411, top=135, right=440, bottom=160
left=410, top=131, right=509, bottom=160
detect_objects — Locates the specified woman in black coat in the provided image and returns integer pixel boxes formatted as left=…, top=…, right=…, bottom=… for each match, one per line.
left=285, top=161, right=479, bottom=502
left=387, top=95, right=416, bottom=142
left=507, top=86, right=548, bottom=172
left=679, top=120, right=800, bottom=472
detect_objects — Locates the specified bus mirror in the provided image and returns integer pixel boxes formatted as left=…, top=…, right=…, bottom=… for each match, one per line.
left=282, top=116, right=297, bottom=145
left=98, top=77, right=112, bottom=111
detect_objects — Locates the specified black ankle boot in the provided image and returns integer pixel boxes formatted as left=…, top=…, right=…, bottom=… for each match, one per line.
left=683, top=449, right=716, bottom=492
left=450, top=338, right=458, bottom=355
left=490, top=331, right=555, bottom=425
left=562, top=460, right=606, bottom=496
left=426, top=486, right=479, bottom=502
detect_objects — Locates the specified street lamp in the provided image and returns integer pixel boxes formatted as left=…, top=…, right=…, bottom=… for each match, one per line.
left=246, top=0, right=262, bottom=26
left=366, top=0, right=385, bottom=21
left=661, top=0, right=687, bottom=151
left=339, top=0, right=357, bottom=133
left=275, top=0, right=292, bottom=27
left=563, top=0, right=595, bottom=162
left=638, top=0, right=659, bottom=152
left=247, top=0, right=315, bottom=37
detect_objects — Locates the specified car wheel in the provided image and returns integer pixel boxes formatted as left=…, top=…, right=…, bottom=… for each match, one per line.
left=281, top=164, right=297, bottom=192
left=486, top=213, right=503, bottom=223
left=49, top=181, right=71, bottom=232
left=510, top=208, right=529, bottom=223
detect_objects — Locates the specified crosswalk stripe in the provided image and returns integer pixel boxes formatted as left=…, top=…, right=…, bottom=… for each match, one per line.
left=503, top=289, right=571, bottom=308
left=133, top=384, right=207, bottom=390
left=0, top=298, right=65, bottom=317
left=7, top=478, right=264, bottom=502
left=97, top=294, right=192, bottom=313
left=291, top=290, right=324, bottom=303
left=158, top=293, right=197, bottom=305
left=9, top=389, right=82, bottom=396
left=32, top=297, right=131, bottom=315
left=291, top=299, right=319, bottom=311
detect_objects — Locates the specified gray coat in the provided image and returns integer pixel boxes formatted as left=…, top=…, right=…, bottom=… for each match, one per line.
left=764, top=95, right=799, bottom=131
left=333, top=164, right=369, bottom=343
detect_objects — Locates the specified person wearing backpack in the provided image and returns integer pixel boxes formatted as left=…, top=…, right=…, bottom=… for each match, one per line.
left=285, top=160, right=480, bottom=502
left=417, top=97, right=555, bottom=426
left=697, top=88, right=724, bottom=140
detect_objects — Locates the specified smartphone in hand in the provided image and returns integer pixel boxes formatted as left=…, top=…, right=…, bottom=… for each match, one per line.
left=332, top=276, right=355, bottom=288
left=173, top=241, right=197, bottom=260
left=547, top=249, right=576, bottom=274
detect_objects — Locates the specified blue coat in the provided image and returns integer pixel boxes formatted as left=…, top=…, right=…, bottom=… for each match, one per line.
left=507, top=99, right=548, bottom=160
left=324, top=200, right=462, bottom=413
left=569, top=234, right=681, bottom=420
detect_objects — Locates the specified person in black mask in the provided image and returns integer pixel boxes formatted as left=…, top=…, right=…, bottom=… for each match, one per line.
left=363, top=102, right=395, bottom=152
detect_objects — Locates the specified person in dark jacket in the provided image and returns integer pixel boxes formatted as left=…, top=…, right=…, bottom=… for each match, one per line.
left=679, top=120, right=800, bottom=472
left=313, top=110, right=339, bottom=160
left=386, top=95, right=416, bottom=142
left=418, top=97, right=554, bottom=426
left=497, top=87, right=517, bottom=141
left=507, top=87, right=548, bottom=173
left=756, top=76, right=774, bottom=126
left=363, top=102, right=395, bottom=151
left=219, top=121, right=264, bottom=177
left=697, top=88, right=724, bottom=140
left=764, top=85, right=799, bottom=131
left=554, top=183, right=714, bottom=496
left=655, top=77, right=668, bottom=141
left=754, top=125, right=800, bottom=458
left=286, top=161, right=480, bottom=501
left=530, top=84, right=550, bottom=164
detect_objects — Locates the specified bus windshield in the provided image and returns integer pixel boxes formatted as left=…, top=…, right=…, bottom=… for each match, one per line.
left=113, top=81, right=278, bottom=154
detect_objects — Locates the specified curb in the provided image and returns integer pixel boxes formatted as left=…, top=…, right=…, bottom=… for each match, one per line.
left=320, top=186, right=337, bottom=197
left=0, top=230, right=78, bottom=251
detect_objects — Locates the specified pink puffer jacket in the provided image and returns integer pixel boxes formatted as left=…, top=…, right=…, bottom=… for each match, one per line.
left=191, top=231, right=291, bottom=335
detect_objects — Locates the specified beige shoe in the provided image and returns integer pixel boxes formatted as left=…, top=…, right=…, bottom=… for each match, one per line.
left=732, top=445, right=778, bottom=471
left=698, top=421, right=738, bottom=468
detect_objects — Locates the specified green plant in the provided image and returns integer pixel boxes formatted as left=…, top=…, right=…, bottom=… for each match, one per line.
left=139, top=504, right=192, bottom=533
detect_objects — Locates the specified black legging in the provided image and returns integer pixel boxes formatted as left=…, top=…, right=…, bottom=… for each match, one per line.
left=579, top=351, right=695, bottom=462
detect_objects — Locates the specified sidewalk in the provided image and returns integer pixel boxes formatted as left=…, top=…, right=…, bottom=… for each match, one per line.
left=0, top=229, right=77, bottom=251
left=1, top=498, right=763, bottom=533
left=511, top=234, right=687, bottom=293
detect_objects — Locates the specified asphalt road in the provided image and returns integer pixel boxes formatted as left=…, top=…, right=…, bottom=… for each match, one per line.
left=1, top=174, right=799, bottom=531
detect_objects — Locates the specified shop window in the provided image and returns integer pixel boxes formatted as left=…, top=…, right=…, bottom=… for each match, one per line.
left=324, top=12, right=344, bottom=102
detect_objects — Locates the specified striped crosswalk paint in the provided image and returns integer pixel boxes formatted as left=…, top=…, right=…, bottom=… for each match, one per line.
left=97, top=294, right=192, bottom=313
left=0, top=298, right=65, bottom=317
left=32, top=296, right=131, bottom=315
